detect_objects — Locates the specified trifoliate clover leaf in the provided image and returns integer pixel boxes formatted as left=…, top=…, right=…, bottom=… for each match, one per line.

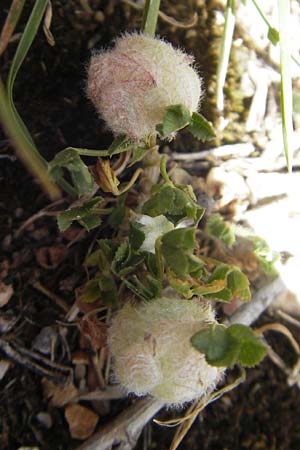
left=227, top=324, right=267, bottom=367
left=142, top=185, right=176, bottom=217
left=206, top=213, right=235, bottom=247
left=161, top=227, right=203, bottom=278
left=48, top=148, right=94, bottom=197
left=191, top=323, right=267, bottom=368
left=191, top=324, right=240, bottom=368
left=57, top=197, right=103, bottom=232
left=142, top=184, right=204, bottom=225
left=156, top=104, right=191, bottom=138
left=187, top=112, right=216, bottom=141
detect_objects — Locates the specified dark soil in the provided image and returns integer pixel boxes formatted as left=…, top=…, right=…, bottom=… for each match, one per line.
left=1, top=1, right=299, bottom=450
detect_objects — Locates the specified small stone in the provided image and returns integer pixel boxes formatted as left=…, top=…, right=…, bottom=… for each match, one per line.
left=36, top=412, right=53, bottom=429
left=0, top=283, right=13, bottom=307
left=65, top=404, right=98, bottom=440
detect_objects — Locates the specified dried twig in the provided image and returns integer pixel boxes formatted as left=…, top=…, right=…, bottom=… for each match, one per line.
left=31, top=281, right=70, bottom=313
left=227, top=277, right=286, bottom=326
left=76, top=397, right=163, bottom=450
left=74, top=385, right=126, bottom=402
left=15, top=198, right=65, bottom=237
left=0, top=338, right=71, bottom=383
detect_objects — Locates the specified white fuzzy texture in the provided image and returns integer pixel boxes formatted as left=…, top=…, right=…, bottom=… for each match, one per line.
left=87, top=34, right=202, bottom=139
left=108, top=297, right=223, bottom=406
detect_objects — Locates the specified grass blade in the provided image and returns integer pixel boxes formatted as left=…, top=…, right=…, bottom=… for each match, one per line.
left=0, top=0, right=25, bottom=56
left=278, top=0, right=294, bottom=171
left=6, top=0, right=49, bottom=159
left=216, top=0, right=236, bottom=112
left=0, top=75, right=60, bottom=199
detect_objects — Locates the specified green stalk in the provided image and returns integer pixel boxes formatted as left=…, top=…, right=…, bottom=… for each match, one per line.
left=278, top=0, right=294, bottom=171
left=6, top=0, right=49, bottom=156
left=216, top=0, right=236, bottom=112
left=251, top=0, right=273, bottom=29
left=141, top=0, right=161, bottom=37
left=0, top=76, right=60, bottom=199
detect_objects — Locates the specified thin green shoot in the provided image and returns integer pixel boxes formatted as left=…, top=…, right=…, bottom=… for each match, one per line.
left=6, top=0, right=49, bottom=158
left=216, top=0, right=236, bottom=112
left=0, top=76, right=60, bottom=199
left=278, top=0, right=294, bottom=171
left=141, top=0, right=161, bottom=37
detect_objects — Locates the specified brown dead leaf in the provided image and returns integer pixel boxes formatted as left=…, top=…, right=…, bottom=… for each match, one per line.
left=64, top=404, right=98, bottom=440
left=36, top=244, right=67, bottom=269
left=42, top=378, right=78, bottom=407
left=0, top=283, right=13, bottom=307
left=79, top=315, right=108, bottom=350
left=95, top=158, right=120, bottom=195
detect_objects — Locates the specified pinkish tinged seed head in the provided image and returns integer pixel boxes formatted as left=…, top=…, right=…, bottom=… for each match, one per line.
left=86, top=33, right=202, bottom=140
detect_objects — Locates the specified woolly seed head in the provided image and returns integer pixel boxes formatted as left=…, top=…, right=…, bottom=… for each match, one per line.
left=86, top=33, right=202, bottom=140
left=108, top=297, right=223, bottom=406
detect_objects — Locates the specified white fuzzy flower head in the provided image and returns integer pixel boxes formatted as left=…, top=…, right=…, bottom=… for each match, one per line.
left=108, top=297, right=223, bottom=406
left=86, top=33, right=202, bottom=140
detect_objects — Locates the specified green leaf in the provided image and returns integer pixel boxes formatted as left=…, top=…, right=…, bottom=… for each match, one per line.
left=128, top=145, right=148, bottom=167
left=79, top=279, right=101, bottom=303
left=142, top=184, right=204, bottom=225
left=268, top=26, right=279, bottom=45
left=252, top=236, right=279, bottom=276
left=97, top=274, right=118, bottom=306
left=187, top=112, right=216, bottom=141
left=129, top=222, right=146, bottom=251
left=142, top=185, right=176, bottom=217
left=227, top=324, right=267, bottom=367
left=191, top=324, right=240, bottom=367
left=206, top=213, right=235, bottom=247
left=57, top=197, right=103, bottom=232
left=49, top=148, right=94, bottom=197
left=111, top=243, right=144, bottom=277
left=161, top=227, right=203, bottom=278
left=205, top=264, right=250, bottom=303
left=80, top=275, right=118, bottom=306
left=156, top=104, right=191, bottom=138
left=6, top=0, right=49, bottom=148
left=108, top=134, right=133, bottom=156
left=227, top=270, right=251, bottom=302
left=191, top=323, right=267, bottom=368
left=0, top=1, right=60, bottom=199
left=107, top=195, right=127, bottom=231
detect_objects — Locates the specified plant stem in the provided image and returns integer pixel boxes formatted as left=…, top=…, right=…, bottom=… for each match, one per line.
left=216, top=0, right=236, bottom=112
left=141, top=0, right=161, bottom=36
left=278, top=0, right=294, bottom=171
left=0, top=76, right=60, bottom=199
left=251, top=0, right=273, bottom=30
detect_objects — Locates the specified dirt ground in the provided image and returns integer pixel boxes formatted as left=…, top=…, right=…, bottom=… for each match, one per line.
left=1, top=1, right=300, bottom=449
